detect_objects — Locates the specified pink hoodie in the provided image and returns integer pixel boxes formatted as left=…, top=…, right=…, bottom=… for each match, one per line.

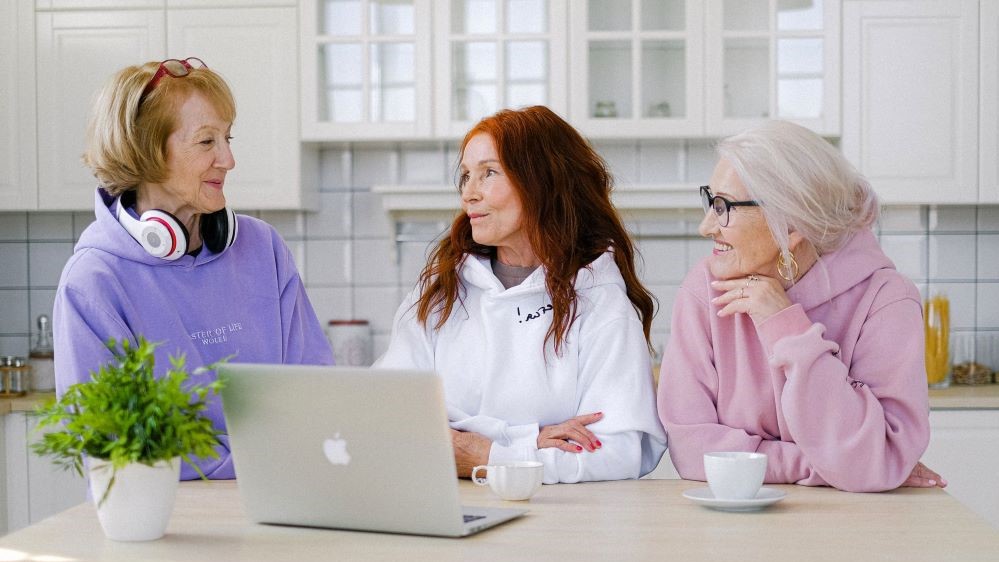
left=657, top=229, right=930, bottom=492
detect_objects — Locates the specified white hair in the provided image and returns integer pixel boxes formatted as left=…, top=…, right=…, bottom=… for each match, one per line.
left=716, top=120, right=879, bottom=277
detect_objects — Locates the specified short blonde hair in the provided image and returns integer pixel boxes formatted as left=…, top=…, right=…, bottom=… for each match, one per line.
left=716, top=120, right=879, bottom=271
left=83, top=60, right=236, bottom=195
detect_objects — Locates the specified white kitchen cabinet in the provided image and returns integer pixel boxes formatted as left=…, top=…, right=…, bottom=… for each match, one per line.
left=981, top=0, right=998, bottom=203
left=0, top=0, right=38, bottom=211
left=300, top=0, right=433, bottom=140
left=168, top=7, right=316, bottom=210
left=922, top=409, right=999, bottom=529
left=842, top=0, right=979, bottom=204
left=704, top=0, right=840, bottom=136
left=434, top=0, right=568, bottom=138
left=35, top=10, right=165, bottom=211
left=34, top=3, right=315, bottom=211
left=4, top=412, right=88, bottom=535
left=569, top=0, right=704, bottom=138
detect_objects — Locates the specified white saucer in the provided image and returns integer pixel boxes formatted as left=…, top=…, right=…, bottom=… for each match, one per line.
left=682, top=487, right=786, bottom=512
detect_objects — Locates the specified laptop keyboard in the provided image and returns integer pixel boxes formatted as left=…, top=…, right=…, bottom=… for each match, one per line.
left=463, top=514, right=487, bottom=523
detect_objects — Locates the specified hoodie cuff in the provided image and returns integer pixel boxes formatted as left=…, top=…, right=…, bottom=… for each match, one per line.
left=488, top=423, right=540, bottom=465
left=756, top=303, right=814, bottom=356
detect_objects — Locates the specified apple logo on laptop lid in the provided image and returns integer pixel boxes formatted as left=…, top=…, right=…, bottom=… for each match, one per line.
left=323, top=433, right=351, bottom=466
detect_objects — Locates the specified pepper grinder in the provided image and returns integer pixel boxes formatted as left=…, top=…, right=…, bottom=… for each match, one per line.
left=29, top=314, right=55, bottom=392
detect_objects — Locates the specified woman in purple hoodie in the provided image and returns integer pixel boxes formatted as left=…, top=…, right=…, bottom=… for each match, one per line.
left=658, top=120, right=942, bottom=492
left=53, top=59, right=333, bottom=480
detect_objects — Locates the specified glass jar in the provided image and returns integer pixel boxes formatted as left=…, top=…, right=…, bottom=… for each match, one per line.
left=30, top=314, right=56, bottom=392
left=924, top=295, right=949, bottom=388
left=327, top=320, right=373, bottom=367
left=2, top=357, right=30, bottom=396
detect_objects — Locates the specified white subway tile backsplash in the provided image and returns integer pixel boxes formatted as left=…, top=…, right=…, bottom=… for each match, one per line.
left=399, top=241, right=432, bottom=289
left=28, top=213, right=73, bottom=241
left=305, top=286, right=354, bottom=327
left=879, top=235, right=926, bottom=281
left=0, top=213, right=27, bottom=240
left=978, top=207, right=999, bottom=231
left=353, top=147, right=399, bottom=186
left=0, top=289, right=29, bottom=335
left=28, top=242, right=73, bottom=287
left=354, top=286, right=401, bottom=334
left=649, top=284, right=679, bottom=336
left=638, top=141, right=684, bottom=184
left=976, top=283, right=999, bottom=329
left=686, top=239, right=714, bottom=271
left=352, top=239, right=399, bottom=285
left=929, top=234, right=975, bottom=280
left=304, top=192, right=352, bottom=239
left=352, top=191, right=395, bottom=238
left=259, top=210, right=308, bottom=240
left=685, top=140, right=717, bottom=183
left=73, top=212, right=94, bottom=240
left=286, top=240, right=307, bottom=273
left=928, top=206, right=977, bottom=233
left=0, top=336, right=30, bottom=357
left=596, top=142, right=639, bottom=185
left=305, top=240, right=352, bottom=286
left=28, top=289, right=56, bottom=331
left=372, top=332, right=392, bottom=362
left=879, top=206, right=925, bottom=232
left=0, top=243, right=29, bottom=287
left=636, top=240, right=687, bottom=283
left=401, top=146, right=446, bottom=185
left=977, top=234, right=999, bottom=280
left=319, top=147, right=352, bottom=191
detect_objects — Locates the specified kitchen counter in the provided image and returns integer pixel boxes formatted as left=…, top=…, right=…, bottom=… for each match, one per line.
left=0, top=479, right=995, bottom=561
left=928, top=384, right=999, bottom=409
left=0, top=391, right=53, bottom=415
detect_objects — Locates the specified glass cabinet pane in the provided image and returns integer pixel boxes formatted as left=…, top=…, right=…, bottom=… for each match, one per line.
left=507, top=0, right=546, bottom=33
left=371, top=42, right=415, bottom=121
left=453, top=0, right=497, bottom=34
left=723, top=0, right=768, bottom=31
left=322, top=43, right=364, bottom=122
left=777, top=79, right=821, bottom=118
left=588, top=0, right=631, bottom=32
left=453, top=41, right=498, bottom=121
left=642, top=40, right=685, bottom=118
left=777, top=0, right=823, bottom=31
left=641, top=0, right=684, bottom=31
left=724, top=38, right=769, bottom=118
left=777, top=38, right=822, bottom=74
left=777, top=37, right=823, bottom=118
left=589, top=40, right=632, bottom=118
left=370, top=0, right=415, bottom=34
left=506, top=41, right=547, bottom=108
left=323, top=0, right=363, bottom=35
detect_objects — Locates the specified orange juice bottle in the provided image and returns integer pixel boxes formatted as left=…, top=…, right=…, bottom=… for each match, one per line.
left=924, top=295, right=949, bottom=388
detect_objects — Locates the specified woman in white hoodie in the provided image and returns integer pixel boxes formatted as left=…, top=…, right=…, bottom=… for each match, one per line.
left=377, top=106, right=667, bottom=483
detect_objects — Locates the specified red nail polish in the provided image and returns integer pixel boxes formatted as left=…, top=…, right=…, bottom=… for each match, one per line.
left=575, top=445, right=582, bottom=452
left=595, top=440, right=602, bottom=448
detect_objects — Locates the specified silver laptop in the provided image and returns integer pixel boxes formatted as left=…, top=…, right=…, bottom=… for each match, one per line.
left=219, top=363, right=526, bottom=537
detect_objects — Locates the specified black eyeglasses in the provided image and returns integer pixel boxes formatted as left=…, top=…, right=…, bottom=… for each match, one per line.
left=140, top=57, right=207, bottom=102
left=700, top=185, right=759, bottom=227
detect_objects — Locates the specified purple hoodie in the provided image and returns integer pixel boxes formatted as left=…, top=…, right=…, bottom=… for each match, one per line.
left=658, top=229, right=930, bottom=492
left=54, top=189, right=333, bottom=480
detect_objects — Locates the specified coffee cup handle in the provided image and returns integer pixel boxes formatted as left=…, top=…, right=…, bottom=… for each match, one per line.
left=471, top=465, right=489, bottom=486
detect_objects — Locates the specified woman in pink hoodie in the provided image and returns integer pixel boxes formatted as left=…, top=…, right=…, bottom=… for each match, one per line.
left=658, top=120, right=942, bottom=492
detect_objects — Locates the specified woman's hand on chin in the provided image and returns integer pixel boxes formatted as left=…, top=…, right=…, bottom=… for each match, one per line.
left=710, top=274, right=793, bottom=324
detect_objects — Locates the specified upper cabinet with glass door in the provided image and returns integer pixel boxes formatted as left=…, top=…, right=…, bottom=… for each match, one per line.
left=300, top=0, right=432, bottom=140
left=569, top=0, right=705, bottom=138
left=434, top=0, right=567, bottom=138
left=705, top=0, right=840, bottom=136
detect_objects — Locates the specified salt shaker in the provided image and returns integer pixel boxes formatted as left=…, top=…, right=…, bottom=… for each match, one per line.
left=327, top=320, right=373, bottom=366
left=30, top=314, right=55, bottom=392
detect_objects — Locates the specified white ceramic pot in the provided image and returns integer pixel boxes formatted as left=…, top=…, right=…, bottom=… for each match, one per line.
left=88, top=457, right=180, bottom=541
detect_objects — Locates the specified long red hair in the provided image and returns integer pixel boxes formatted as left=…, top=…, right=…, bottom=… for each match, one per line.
left=415, top=106, right=655, bottom=356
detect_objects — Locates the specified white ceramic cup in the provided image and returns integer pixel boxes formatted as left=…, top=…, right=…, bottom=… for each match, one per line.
left=703, top=452, right=767, bottom=500
left=471, top=461, right=544, bottom=501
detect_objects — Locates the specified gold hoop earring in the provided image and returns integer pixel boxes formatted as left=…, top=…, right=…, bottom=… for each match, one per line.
left=777, top=251, right=799, bottom=282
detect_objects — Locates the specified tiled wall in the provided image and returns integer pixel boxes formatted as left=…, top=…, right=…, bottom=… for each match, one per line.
left=2, top=143, right=999, bottom=369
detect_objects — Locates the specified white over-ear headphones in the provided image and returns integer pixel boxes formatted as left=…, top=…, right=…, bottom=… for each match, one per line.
left=116, top=193, right=237, bottom=260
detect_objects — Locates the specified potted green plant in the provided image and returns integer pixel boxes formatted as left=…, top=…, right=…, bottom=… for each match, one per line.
left=32, top=337, right=226, bottom=541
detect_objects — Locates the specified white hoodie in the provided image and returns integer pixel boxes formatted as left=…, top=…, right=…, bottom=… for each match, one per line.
left=377, top=251, right=668, bottom=483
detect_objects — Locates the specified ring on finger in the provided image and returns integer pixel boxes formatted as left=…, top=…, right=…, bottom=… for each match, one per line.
left=749, top=274, right=760, bottom=282
left=740, top=287, right=745, bottom=298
